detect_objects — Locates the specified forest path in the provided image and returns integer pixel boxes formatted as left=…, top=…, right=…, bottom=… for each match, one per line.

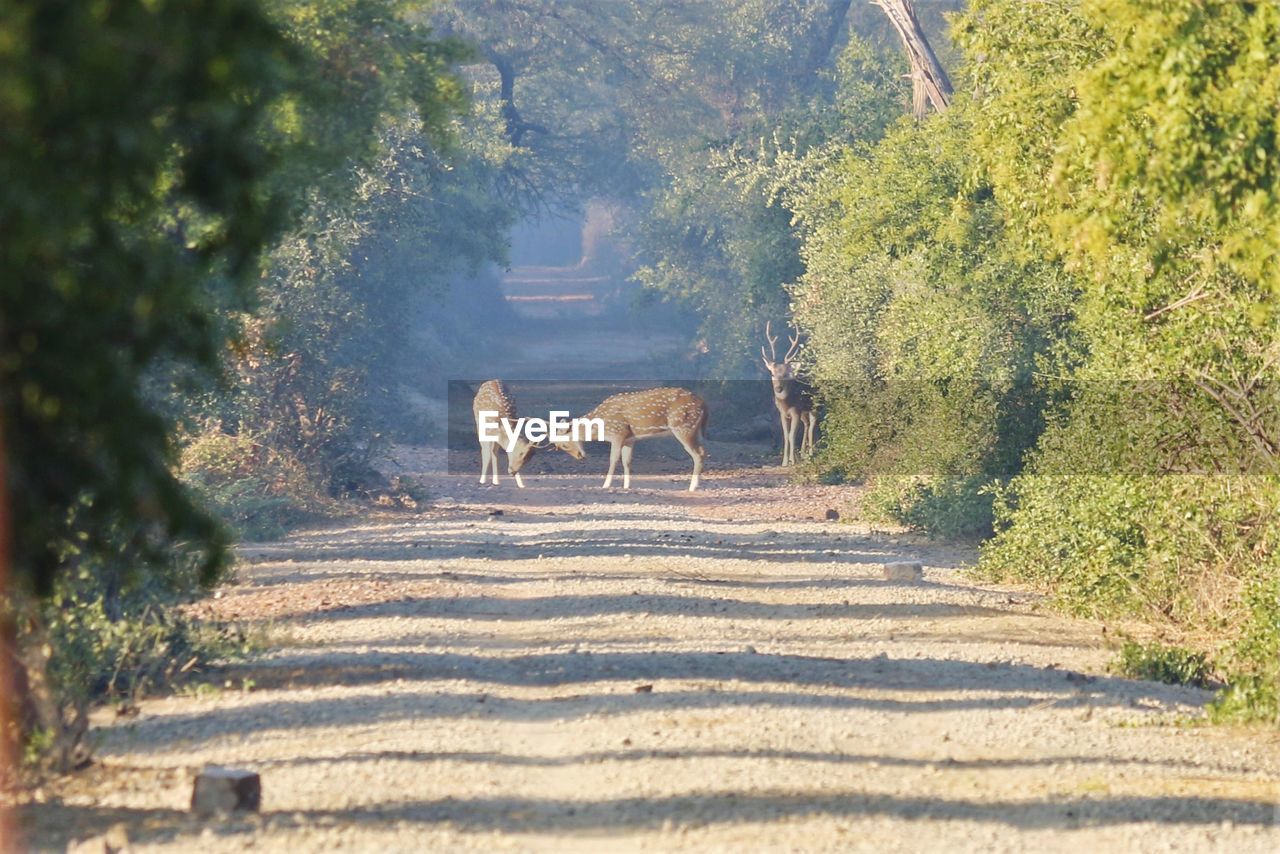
left=23, top=462, right=1280, bottom=851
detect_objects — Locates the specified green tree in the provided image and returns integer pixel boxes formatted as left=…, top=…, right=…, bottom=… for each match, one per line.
left=788, top=102, right=1079, bottom=536
left=1, top=0, right=296, bottom=598
left=181, top=0, right=495, bottom=531
left=0, top=0, right=475, bottom=765
left=954, top=0, right=1280, bottom=718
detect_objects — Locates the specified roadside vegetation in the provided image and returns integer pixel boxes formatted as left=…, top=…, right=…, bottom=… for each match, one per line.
left=2, top=0, right=1277, bottom=778
left=780, top=0, right=1280, bottom=723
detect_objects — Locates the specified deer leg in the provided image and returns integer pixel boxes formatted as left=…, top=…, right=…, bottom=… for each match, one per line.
left=479, top=441, right=492, bottom=484
left=602, top=440, right=621, bottom=488
left=620, top=439, right=635, bottom=490
left=674, top=429, right=705, bottom=491
left=786, top=411, right=800, bottom=466
left=804, top=412, right=816, bottom=458
left=514, top=471, right=525, bottom=489
left=777, top=410, right=789, bottom=466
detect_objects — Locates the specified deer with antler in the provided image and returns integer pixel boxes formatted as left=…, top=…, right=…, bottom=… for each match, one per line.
left=472, top=380, right=585, bottom=487
left=557, top=387, right=709, bottom=491
left=761, top=321, right=816, bottom=466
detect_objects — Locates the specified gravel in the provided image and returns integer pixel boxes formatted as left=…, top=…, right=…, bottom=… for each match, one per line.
left=16, top=459, right=1280, bottom=852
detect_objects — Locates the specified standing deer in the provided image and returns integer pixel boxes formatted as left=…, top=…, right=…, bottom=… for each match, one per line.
left=472, top=380, right=585, bottom=488
left=761, top=321, right=816, bottom=466
left=559, top=387, right=709, bottom=491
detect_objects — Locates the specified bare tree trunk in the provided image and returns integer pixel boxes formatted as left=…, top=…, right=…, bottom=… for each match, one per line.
left=872, top=0, right=952, bottom=117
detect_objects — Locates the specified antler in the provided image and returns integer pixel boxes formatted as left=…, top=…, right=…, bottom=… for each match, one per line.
left=761, top=320, right=780, bottom=363
left=784, top=331, right=801, bottom=363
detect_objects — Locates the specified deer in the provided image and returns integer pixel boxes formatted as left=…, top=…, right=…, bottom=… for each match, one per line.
left=558, top=387, right=709, bottom=491
left=472, top=379, right=585, bottom=488
left=761, top=321, right=816, bottom=466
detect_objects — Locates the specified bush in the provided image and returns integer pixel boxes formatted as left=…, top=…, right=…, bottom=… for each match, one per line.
left=1111, top=640, right=1213, bottom=688
left=180, top=431, right=320, bottom=540
left=13, top=534, right=251, bottom=771
left=982, top=473, right=1280, bottom=721
left=792, top=109, right=1079, bottom=542
left=1210, top=575, right=1280, bottom=724
left=864, top=475, right=995, bottom=540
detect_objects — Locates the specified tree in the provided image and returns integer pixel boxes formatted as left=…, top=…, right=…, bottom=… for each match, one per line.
left=953, top=0, right=1280, bottom=718
left=0, top=0, right=297, bottom=598
left=0, top=0, right=474, bottom=767
left=185, top=0, right=489, bottom=525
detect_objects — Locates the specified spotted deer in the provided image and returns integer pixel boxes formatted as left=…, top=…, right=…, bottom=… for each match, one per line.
left=559, top=387, right=708, bottom=491
left=761, top=321, right=816, bottom=466
left=472, top=380, right=585, bottom=488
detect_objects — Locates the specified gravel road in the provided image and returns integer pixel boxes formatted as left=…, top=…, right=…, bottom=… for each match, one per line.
left=16, top=450, right=1280, bottom=852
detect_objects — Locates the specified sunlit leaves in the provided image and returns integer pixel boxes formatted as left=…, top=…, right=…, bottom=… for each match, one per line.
left=1059, top=0, right=1280, bottom=296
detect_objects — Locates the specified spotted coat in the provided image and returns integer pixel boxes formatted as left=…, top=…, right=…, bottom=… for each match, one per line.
left=579, top=387, right=708, bottom=491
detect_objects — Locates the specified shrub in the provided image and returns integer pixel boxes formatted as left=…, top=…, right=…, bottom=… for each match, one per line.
left=1111, top=640, right=1213, bottom=688
left=13, top=530, right=251, bottom=771
left=864, top=475, right=995, bottom=540
left=1210, top=576, right=1280, bottom=724
left=180, top=430, right=320, bottom=540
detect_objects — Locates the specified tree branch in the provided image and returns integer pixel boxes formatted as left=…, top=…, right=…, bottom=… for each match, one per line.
left=871, top=0, right=952, bottom=117
left=485, top=50, right=548, bottom=147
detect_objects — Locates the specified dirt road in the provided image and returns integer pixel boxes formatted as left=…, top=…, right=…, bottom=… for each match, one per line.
left=17, top=452, right=1280, bottom=851
left=14, top=305, right=1280, bottom=851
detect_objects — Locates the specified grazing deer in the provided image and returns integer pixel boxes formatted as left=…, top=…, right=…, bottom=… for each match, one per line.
left=761, top=321, right=816, bottom=466
left=559, top=387, right=709, bottom=491
left=471, top=380, right=585, bottom=488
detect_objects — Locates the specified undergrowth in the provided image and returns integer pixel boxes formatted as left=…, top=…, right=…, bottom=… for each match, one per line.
left=1110, top=640, right=1213, bottom=689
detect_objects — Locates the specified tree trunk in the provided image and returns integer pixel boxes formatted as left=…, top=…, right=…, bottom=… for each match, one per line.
left=485, top=50, right=548, bottom=147
left=802, top=0, right=854, bottom=82
left=872, top=0, right=952, bottom=117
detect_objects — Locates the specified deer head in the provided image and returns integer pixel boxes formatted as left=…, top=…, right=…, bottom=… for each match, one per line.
left=508, top=437, right=586, bottom=475
left=761, top=320, right=802, bottom=396
left=550, top=437, right=588, bottom=461
left=507, top=436, right=538, bottom=474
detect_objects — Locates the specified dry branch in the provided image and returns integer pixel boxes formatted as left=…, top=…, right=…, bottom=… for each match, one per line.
left=871, top=0, right=952, bottom=117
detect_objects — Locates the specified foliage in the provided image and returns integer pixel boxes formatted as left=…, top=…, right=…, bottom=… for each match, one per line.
left=0, top=0, right=296, bottom=599
left=863, top=476, right=995, bottom=541
left=186, top=3, right=505, bottom=523
left=38, top=565, right=250, bottom=722
left=1048, top=0, right=1280, bottom=299
left=632, top=29, right=914, bottom=376
left=776, top=0, right=1280, bottom=719
left=789, top=104, right=1079, bottom=535
left=1111, top=640, right=1213, bottom=689
left=11, top=504, right=257, bottom=770
left=435, top=1, right=943, bottom=375
left=179, top=432, right=318, bottom=541
left=952, top=0, right=1280, bottom=719
left=1, top=0, right=479, bottom=767
left=1212, top=574, right=1280, bottom=723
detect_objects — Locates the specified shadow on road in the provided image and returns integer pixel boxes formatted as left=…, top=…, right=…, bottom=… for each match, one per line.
left=25, top=788, right=1279, bottom=850
left=108, top=649, right=1205, bottom=752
